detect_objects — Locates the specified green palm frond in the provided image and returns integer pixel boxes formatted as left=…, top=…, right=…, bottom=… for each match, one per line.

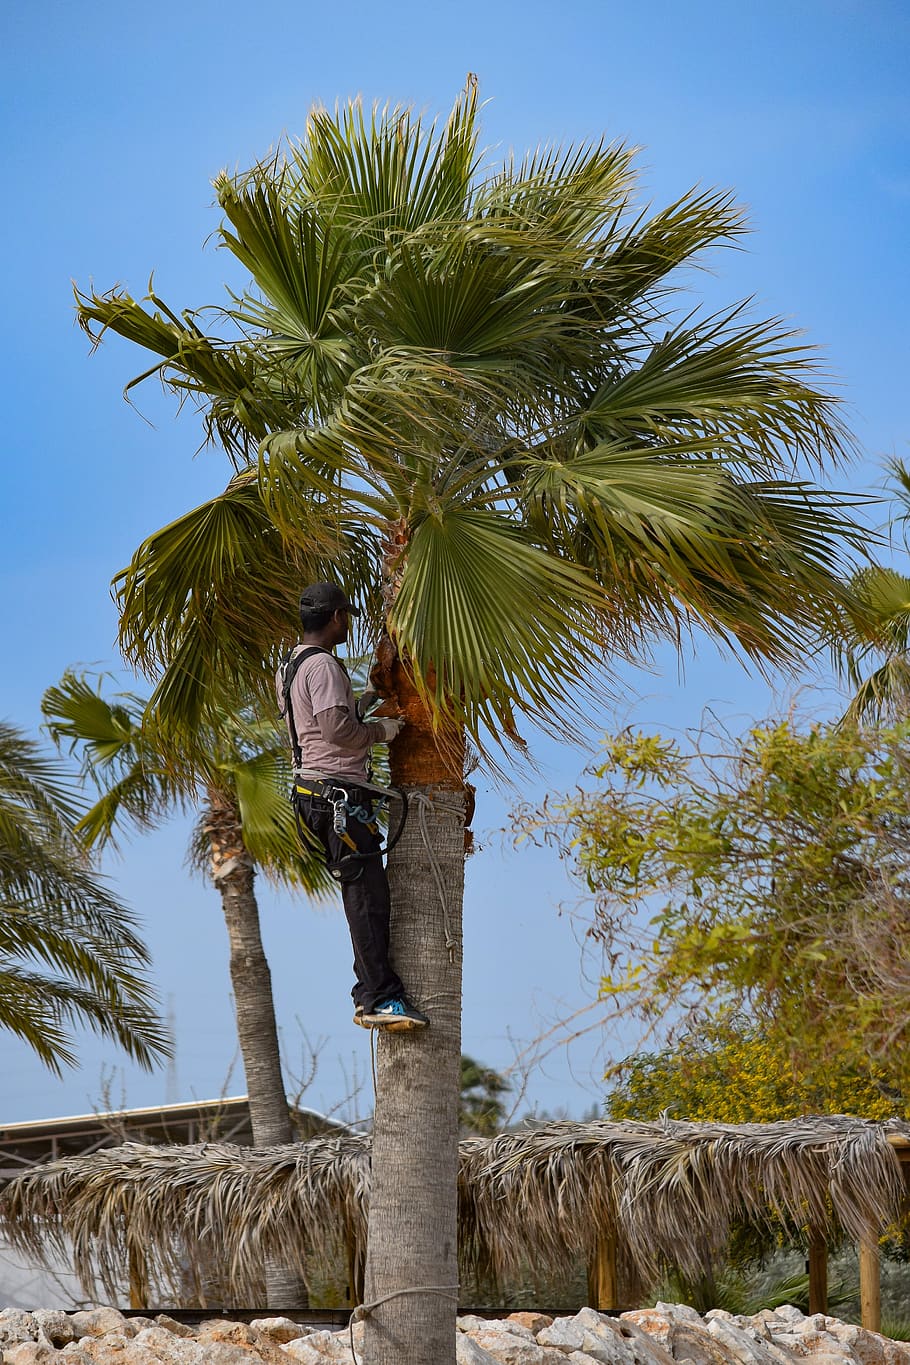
left=478, top=138, right=639, bottom=240
left=0, top=720, right=167, bottom=1074
left=285, top=81, right=480, bottom=248
left=78, top=89, right=867, bottom=767
left=391, top=502, right=611, bottom=747
left=215, top=176, right=360, bottom=413
left=227, top=749, right=331, bottom=893
left=74, top=285, right=295, bottom=464
left=885, top=458, right=910, bottom=521
left=113, top=474, right=341, bottom=725
left=577, top=188, right=748, bottom=314
left=42, top=671, right=185, bottom=849
left=580, top=305, right=852, bottom=469
left=43, top=671, right=329, bottom=898
left=838, top=563, right=910, bottom=722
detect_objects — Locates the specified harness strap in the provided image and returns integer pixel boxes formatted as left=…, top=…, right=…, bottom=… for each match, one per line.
left=279, top=645, right=349, bottom=769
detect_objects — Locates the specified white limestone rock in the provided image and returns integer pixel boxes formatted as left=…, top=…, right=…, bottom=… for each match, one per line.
left=281, top=1342, right=328, bottom=1365
left=0, top=1309, right=40, bottom=1347
left=772, top=1331, right=849, bottom=1359
left=656, top=1306, right=708, bottom=1327
left=568, top=1355, right=632, bottom=1365
left=279, top=1328, right=353, bottom=1363
left=59, top=1343, right=92, bottom=1359
left=194, top=1347, right=274, bottom=1365
left=124, top=1320, right=154, bottom=1336
left=120, top=1325, right=208, bottom=1364
left=31, top=1312, right=75, bottom=1348
left=706, top=1316, right=785, bottom=1365
left=620, top=1308, right=736, bottom=1365
left=456, top=1335, right=507, bottom=1365
left=250, top=1318, right=311, bottom=1345
left=508, top=1314, right=555, bottom=1336
left=468, top=1326, right=561, bottom=1364
left=3, top=1344, right=61, bottom=1364
left=154, top=1316, right=196, bottom=1339
left=82, top=1335, right=149, bottom=1363
left=460, top=1316, right=498, bottom=1333
left=71, top=1311, right=135, bottom=1341
left=827, top=1323, right=910, bottom=1365
left=200, top=1319, right=297, bottom=1364
left=773, top=1309, right=808, bottom=1329
left=538, top=1315, right=590, bottom=1352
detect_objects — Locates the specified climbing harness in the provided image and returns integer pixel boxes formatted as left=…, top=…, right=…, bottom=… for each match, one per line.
left=291, top=770, right=410, bottom=881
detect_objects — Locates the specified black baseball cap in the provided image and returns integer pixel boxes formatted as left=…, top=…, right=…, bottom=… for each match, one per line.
left=299, top=582, right=361, bottom=616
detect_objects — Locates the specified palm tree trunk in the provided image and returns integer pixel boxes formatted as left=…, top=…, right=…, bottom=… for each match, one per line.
left=205, top=789, right=307, bottom=1309
left=362, top=644, right=467, bottom=1365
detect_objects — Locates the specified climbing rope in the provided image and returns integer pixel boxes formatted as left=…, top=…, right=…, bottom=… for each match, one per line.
left=409, top=791, right=464, bottom=963
left=349, top=1284, right=460, bottom=1363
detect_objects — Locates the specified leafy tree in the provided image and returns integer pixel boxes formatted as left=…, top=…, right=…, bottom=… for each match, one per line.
left=460, top=1055, right=510, bottom=1135
left=0, top=718, right=167, bottom=1073
left=605, top=1020, right=906, bottom=1124
left=74, top=87, right=865, bottom=1361
left=42, top=671, right=330, bottom=1306
left=515, top=719, right=910, bottom=1085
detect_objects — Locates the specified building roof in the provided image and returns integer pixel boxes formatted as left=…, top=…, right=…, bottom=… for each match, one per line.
left=0, top=1097, right=344, bottom=1178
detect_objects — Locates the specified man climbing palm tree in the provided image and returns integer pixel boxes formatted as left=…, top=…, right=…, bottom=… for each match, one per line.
left=278, top=581, right=424, bottom=1030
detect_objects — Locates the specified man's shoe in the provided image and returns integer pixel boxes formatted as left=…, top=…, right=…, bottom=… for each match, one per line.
left=361, top=997, right=429, bottom=1030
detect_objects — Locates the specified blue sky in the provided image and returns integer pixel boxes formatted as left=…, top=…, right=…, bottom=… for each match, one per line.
left=1, top=0, right=908, bottom=1124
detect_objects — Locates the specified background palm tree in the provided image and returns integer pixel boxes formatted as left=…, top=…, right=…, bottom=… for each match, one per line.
left=42, top=671, right=330, bottom=1305
left=459, top=1055, right=510, bottom=1136
left=75, top=86, right=866, bottom=1361
left=840, top=461, right=910, bottom=722
left=0, top=718, right=167, bottom=1073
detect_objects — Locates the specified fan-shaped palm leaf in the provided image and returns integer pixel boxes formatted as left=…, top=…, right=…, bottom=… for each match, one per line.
left=0, top=720, right=167, bottom=1073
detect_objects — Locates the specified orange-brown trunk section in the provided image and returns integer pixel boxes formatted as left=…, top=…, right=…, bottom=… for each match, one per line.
left=371, top=633, right=463, bottom=789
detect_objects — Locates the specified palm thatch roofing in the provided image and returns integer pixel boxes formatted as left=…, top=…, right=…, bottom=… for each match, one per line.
left=1, top=1117, right=907, bottom=1304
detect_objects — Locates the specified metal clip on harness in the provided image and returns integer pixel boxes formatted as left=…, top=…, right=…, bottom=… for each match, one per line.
left=293, top=773, right=409, bottom=881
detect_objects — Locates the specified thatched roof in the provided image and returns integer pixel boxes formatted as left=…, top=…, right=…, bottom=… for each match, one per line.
left=1, top=1116, right=906, bottom=1303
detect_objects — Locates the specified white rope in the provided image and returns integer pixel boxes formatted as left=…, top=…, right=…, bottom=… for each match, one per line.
left=349, top=1285, right=460, bottom=1362
left=409, top=791, right=463, bottom=963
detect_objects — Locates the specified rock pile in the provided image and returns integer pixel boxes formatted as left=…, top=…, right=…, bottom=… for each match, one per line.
left=0, top=1301, right=908, bottom=1365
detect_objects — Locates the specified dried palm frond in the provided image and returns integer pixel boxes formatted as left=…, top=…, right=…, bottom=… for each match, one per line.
left=1, top=1116, right=905, bottom=1304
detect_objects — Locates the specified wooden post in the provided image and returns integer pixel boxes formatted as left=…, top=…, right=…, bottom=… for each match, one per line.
left=128, top=1241, right=149, bottom=1310
left=859, top=1237, right=881, bottom=1333
left=587, top=1229, right=618, bottom=1311
left=807, top=1231, right=827, bottom=1316
left=346, top=1235, right=365, bottom=1308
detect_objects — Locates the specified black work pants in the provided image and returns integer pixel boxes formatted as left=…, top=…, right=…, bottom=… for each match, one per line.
left=296, top=793, right=404, bottom=1011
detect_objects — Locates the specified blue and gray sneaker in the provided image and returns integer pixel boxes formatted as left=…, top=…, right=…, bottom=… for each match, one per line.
left=361, top=997, right=429, bottom=1030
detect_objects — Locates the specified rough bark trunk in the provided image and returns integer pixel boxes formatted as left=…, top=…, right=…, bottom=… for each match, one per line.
left=205, top=788, right=307, bottom=1310
left=361, top=632, right=467, bottom=1365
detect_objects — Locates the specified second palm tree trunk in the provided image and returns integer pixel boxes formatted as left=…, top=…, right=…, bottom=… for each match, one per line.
left=208, top=790, right=308, bottom=1309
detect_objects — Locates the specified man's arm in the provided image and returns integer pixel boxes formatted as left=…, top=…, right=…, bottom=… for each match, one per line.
left=316, top=707, right=404, bottom=750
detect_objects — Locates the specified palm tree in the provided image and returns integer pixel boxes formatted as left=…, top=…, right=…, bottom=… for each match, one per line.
left=74, top=86, right=866, bottom=1361
left=0, top=718, right=167, bottom=1073
left=460, top=1055, right=510, bottom=1136
left=840, top=461, right=910, bottom=722
left=42, top=671, right=330, bottom=1306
